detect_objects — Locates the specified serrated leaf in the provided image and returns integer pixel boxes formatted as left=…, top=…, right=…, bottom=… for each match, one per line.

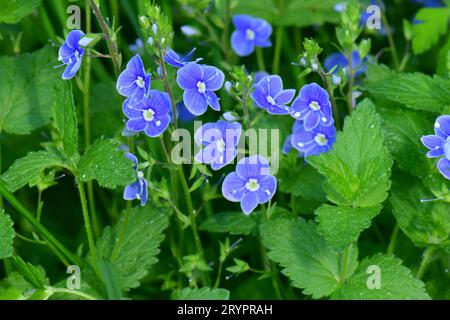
left=390, top=173, right=450, bottom=251
left=0, top=272, right=35, bottom=300
left=52, top=81, right=78, bottom=157
left=172, top=287, right=230, bottom=300
left=332, top=254, right=430, bottom=300
left=0, top=46, right=60, bottom=134
left=11, top=256, right=49, bottom=289
left=278, top=151, right=326, bottom=201
left=365, top=66, right=450, bottom=113
left=0, top=0, right=41, bottom=24
left=200, top=211, right=261, bottom=235
left=260, top=217, right=343, bottom=298
left=412, top=8, right=449, bottom=55
left=376, top=105, right=433, bottom=177
left=78, top=138, right=135, bottom=188
left=0, top=209, right=14, bottom=259
left=96, top=206, right=171, bottom=291
left=308, top=100, right=392, bottom=207
left=1, top=149, right=70, bottom=192
left=315, top=204, right=381, bottom=251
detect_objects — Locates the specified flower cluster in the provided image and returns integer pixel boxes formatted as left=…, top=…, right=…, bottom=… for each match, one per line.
left=231, top=14, right=272, bottom=57
left=421, top=115, right=450, bottom=180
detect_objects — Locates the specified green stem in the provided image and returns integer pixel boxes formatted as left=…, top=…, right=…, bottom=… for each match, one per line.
left=346, top=51, right=355, bottom=114
left=36, top=189, right=43, bottom=222
left=76, top=180, right=99, bottom=276
left=48, top=287, right=97, bottom=300
left=416, top=247, right=435, bottom=279
left=110, top=201, right=132, bottom=261
left=89, top=0, right=121, bottom=76
left=323, top=73, right=341, bottom=130
left=214, top=260, right=224, bottom=289
left=242, top=94, right=250, bottom=131
left=177, top=167, right=209, bottom=285
left=387, top=224, right=399, bottom=255
left=0, top=181, right=80, bottom=265
left=256, top=47, right=266, bottom=72
left=339, top=244, right=352, bottom=284
left=158, top=49, right=178, bottom=129
left=272, top=26, right=283, bottom=75
left=377, top=0, right=399, bottom=70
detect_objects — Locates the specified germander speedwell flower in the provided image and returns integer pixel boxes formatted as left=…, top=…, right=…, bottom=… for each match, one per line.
left=122, top=90, right=171, bottom=137
left=222, top=155, right=277, bottom=215
left=117, top=55, right=151, bottom=105
left=251, top=75, right=296, bottom=115
left=176, top=62, right=225, bottom=116
left=421, top=115, right=450, bottom=180
left=164, top=48, right=202, bottom=68
left=291, top=121, right=337, bottom=157
left=194, top=120, right=242, bottom=171
left=231, top=15, right=272, bottom=57
left=124, top=153, right=149, bottom=206
left=290, top=83, right=333, bottom=131
left=58, top=30, right=85, bottom=80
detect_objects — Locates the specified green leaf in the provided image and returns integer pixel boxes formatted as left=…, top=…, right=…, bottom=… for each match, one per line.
left=390, top=173, right=450, bottom=251
left=0, top=0, right=41, bottom=24
left=10, top=256, right=49, bottom=289
left=0, top=210, right=14, bottom=259
left=365, top=66, right=450, bottom=113
left=376, top=105, right=433, bottom=177
left=332, top=254, right=430, bottom=300
left=261, top=217, right=343, bottom=298
left=0, top=46, right=60, bottom=134
left=96, top=206, right=171, bottom=291
left=315, top=204, right=381, bottom=251
left=1, top=149, right=70, bottom=193
left=78, top=138, right=135, bottom=188
left=0, top=272, right=36, bottom=300
left=52, top=81, right=78, bottom=157
left=278, top=151, right=326, bottom=200
left=308, top=100, right=392, bottom=208
left=172, top=287, right=230, bottom=300
left=200, top=211, right=261, bottom=235
left=412, top=8, right=449, bottom=55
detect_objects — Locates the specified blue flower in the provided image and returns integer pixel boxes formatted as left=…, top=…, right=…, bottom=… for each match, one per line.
left=282, top=121, right=304, bottom=155
left=251, top=75, right=296, bottom=115
left=116, top=55, right=151, bottom=105
left=176, top=101, right=197, bottom=123
left=164, top=48, right=202, bottom=68
left=254, top=71, right=270, bottom=84
left=176, top=62, right=225, bottom=116
left=122, top=90, right=171, bottom=137
left=291, top=122, right=336, bottom=157
left=231, top=14, right=272, bottom=57
left=222, top=155, right=277, bottom=215
left=58, top=30, right=85, bottom=80
left=194, top=120, right=242, bottom=170
left=124, top=153, right=148, bottom=206
left=289, top=83, right=333, bottom=131
left=324, top=51, right=366, bottom=78
left=420, top=115, right=450, bottom=180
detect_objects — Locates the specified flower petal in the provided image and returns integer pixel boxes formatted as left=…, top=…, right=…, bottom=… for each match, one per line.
left=434, top=115, right=450, bottom=138
left=177, top=62, right=204, bottom=90
left=144, top=115, right=170, bottom=137
left=62, top=58, right=83, bottom=80
left=222, top=172, right=247, bottom=202
left=183, top=89, right=208, bottom=116
left=256, top=175, right=277, bottom=203
left=231, top=30, right=255, bottom=57
left=437, top=157, right=450, bottom=180
left=421, top=135, right=445, bottom=151
left=275, top=89, right=296, bottom=105
left=303, top=110, right=321, bottom=130
left=203, top=66, right=225, bottom=91
left=123, top=180, right=141, bottom=200
left=205, top=91, right=221, bottom=111
left=126, top=118, right=146, bottom=131
left=236, top=155, right=270, bottom=180
left=241, top=192, right=259, bottom=215
left=232, top=14, right=253, bottom=30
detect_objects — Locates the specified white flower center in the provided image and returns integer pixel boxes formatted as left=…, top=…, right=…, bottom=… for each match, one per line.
left=314, top=133, right=328, bottom=146
left=138, top=171, right=145, bottom=179
left=74, top=50, right=80, bottom=59
left=197, top=81, right=206, bottom=94
left=143, top=108, right=155, bottom=122
left=444, top=140, right=450, bottom=160
left=309, top=101, right=321, bottom=111
left=245, top=178, right=260, bottom=192
left=245, top=29, right=255, bottom=40
left=136, top=76, right=145, bottom=88
left=215, top=139, right=226, bottom=153
left=266, top=95, right=276, bottom=105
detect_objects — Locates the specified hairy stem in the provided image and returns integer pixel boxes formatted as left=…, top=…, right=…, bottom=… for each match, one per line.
left=76, top=180, right=99, bottom=277
left=339, top=243, right=353, bottom=284
left=323, top=73, right=341, bottom=130
left=89, top=0, right=121, bottom=76
left=272, top=26, right=283, bottom=75
left=377, top=0, right=399, bottom=70
left=346, top=51, right=355, bottom=114
left=416, top=247, right=435, bottom=279
left=0, top=181, right=80, bottom=265
left=48, top=287, right=97, bottom=300
left=158, top=49, right=178, bottom=129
